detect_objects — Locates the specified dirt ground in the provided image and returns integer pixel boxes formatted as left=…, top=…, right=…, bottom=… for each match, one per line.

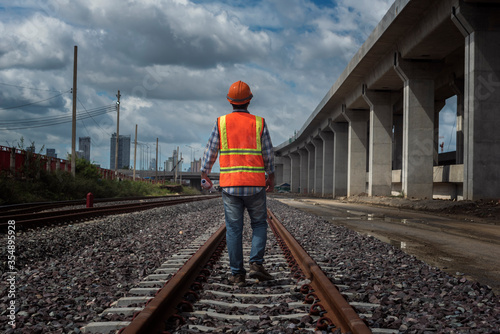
left=342, top=195, right=500, bottom=222
left=273, top=194, right=500, bottom=294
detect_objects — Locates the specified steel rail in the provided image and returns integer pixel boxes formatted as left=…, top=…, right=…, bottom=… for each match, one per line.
left=0, top=195, right=185, bottom=216
left=115, top=209, right=371, bottom=333
left=267, top=209, right=372, bottom=334
left=121, top=223, right=227, bottom=334
left=0, top=195, right=220, bottom=230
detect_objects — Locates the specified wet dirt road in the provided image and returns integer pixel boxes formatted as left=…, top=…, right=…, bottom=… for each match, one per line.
left=275, top=197, right=500, bottom=294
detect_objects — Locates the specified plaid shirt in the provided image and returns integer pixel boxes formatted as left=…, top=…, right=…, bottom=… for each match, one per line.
left=201, top=110, right=274, bottom=196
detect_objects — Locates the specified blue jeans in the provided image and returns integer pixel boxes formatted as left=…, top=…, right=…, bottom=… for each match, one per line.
left=222, top=190, right=268, bottom=275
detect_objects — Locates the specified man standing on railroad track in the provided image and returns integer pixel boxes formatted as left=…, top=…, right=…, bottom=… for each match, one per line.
left=201, top=80, right=275, bottom=287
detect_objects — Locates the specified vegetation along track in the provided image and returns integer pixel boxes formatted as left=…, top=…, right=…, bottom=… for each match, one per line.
left=0, top=195, right=220, bottom=231
left=81, top=209, right=379, bottom=334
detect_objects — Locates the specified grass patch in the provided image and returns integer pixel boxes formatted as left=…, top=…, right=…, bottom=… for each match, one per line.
left=0, top=158, right=199, bottom=205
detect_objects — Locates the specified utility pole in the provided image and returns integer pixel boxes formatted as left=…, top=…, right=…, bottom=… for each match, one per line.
left=114, top=90, right=121, bottom=178
left=155, top=138, right=158, bottom=182
left=133, top=124, right=137, bottom=181
left=175, top=146, right=179, bottom=183
left=71, top=45, right=77, bottom=177
left=185, top=144, right=193, bottom=166
left=179, top=152, right=183, bottom=184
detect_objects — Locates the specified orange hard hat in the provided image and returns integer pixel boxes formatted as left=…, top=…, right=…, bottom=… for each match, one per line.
left=226, top=81, right=253, bottom=105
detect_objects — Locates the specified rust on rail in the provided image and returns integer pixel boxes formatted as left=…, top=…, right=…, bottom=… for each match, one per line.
left=121, top=223, right=226, bottom=334
left=267, top=209, right=372, bottom=334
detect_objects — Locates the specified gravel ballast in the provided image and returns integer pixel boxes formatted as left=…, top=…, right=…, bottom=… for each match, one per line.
left=1, top=197, right=499, bottom=333
left=1, top=199, right=224, bottom=334
left=269, top=200, right=500, bottom=333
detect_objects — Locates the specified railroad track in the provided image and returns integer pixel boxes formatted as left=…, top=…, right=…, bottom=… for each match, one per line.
left=81, top=209, right=380, bottom=334
left=0, top=195, right=185, bottom=216
left=0, top=195, right=219, bottom=231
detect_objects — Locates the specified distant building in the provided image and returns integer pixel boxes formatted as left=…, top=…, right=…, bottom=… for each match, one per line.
left=191, top=158, right=201, bottom=173
left=149, top=158, right=156, bottom=171
left=76, top=150, right=85, bottom=159
left=79, top=137, right=91, bottom=161
left=165, top=157, right=173, bottom=172
left=46, top=148, right=57, bottom=158
left=110, top=133, right=131, bottom=169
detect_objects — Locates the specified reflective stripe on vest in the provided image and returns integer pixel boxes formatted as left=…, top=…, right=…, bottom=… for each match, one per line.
left=218, top=113, right=266, bottom=187
left=220, top=165, right=265, bottom=173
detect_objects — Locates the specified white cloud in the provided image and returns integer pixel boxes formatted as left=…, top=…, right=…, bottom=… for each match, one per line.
left=0, top=0, right=409, bottom=169
left=0, top=14, right=71, bottom=70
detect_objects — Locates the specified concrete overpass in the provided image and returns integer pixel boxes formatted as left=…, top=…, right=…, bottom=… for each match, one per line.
left=274, top=0, right=500, bottom=200
left=118, top=169, right=219, bottom=191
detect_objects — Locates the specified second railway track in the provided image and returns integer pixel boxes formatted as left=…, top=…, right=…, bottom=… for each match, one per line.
left=81, top=209, right=378, bottom=334
left=0, top=195, right=219, bottom=230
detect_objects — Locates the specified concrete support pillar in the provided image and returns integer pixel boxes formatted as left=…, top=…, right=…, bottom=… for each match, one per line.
left=290, top=152, right=300, bottom=193
left=282, top=155, right=291, bottom=184
left=393, top=114, right=403, bottom=170
left=434, top=100, right=446, bottom=165
left=311, top=137, right=323, bottom=195
left=343, top=107, right=369, bottom=196
left=395, top=54, right=442, bottom=199
left=274, top=156, right=284, bottom=185
left=329, top=122, right=348, bottom=197
left=318, top=130, right=334, bottom=196
left=452, top=2, right=500, bottom=199
left=56, top=159, right=61, bottom=171
left=299, top=148, right=308, bottom=194
left=305, top=143, right=315, bottom=194
left=362, top=88, right=394, bottom=196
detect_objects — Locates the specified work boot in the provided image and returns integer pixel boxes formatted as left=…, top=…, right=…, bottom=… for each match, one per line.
left=249, top=262, right=273, bottom=281
left=229, top=274, right=246, bottom=287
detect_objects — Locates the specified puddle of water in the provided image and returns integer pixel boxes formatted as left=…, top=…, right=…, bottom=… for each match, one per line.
left=328, top=216, right=367, bottom=220
left=384, top=217, right=415, bottom=224
left=346, top=210, right=367, bottom=216
left=328, top=213, right=428, bottom=229
left=326, top=212, right=426, bottom=251
left=388, top=238, right=408, bottom=250
left=367, top=234, right=412, bottom=251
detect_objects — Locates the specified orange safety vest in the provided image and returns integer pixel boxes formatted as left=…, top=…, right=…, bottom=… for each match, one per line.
left=218, top=112, right=266, bottom=187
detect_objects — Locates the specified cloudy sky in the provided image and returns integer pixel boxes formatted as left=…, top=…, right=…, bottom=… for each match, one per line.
left=0, top=0, right=457, bottom=171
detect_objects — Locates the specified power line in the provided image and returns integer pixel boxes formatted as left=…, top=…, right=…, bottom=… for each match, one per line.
left=0, top=105, right=116, bottom=130
left=0, top=89, right=71, bottom=110
left=78, top=117, right=92, bottom=141
left=0, top=82, right=65, bottom=92
left=0, top=104, right=114, bottom=124
left=77, top=97, right=113, bottom=148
